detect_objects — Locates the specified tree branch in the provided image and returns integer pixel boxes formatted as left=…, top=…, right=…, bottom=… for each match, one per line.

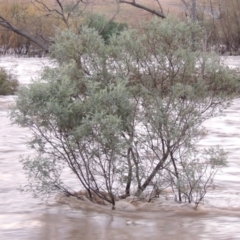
left=0, top=16, right=49, bottom=52
left=119, top=0, right=166, bottom=19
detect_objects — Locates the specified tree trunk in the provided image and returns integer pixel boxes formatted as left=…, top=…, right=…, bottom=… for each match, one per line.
left=192, top=0, right=197, bottom=22
left=135, top=151, right=169, bottom=196
left=0, top=16, right=49, bottom=53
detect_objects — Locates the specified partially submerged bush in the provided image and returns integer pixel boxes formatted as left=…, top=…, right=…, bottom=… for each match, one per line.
left=11, top=16, right=240, bottom=209
left=0, top=67, right=18, bottom=95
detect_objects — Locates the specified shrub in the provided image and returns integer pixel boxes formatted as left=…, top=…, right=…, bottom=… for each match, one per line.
left=11, top=17, right=240, bottom=209
left=0, top=67, right=19, bottom=95
left=82, top=13, right=127, bottom=44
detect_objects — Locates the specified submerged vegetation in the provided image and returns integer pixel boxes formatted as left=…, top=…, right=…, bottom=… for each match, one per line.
left=0, top=67, right=18, bottom=95
left=10, top=16, right=240, bottom=209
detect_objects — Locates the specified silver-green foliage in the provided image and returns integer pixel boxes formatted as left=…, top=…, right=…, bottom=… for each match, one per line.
left=11, top=16, right=240, bottom=208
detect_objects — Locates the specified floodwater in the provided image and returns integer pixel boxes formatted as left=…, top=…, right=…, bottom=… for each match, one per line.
left=0, top=56, right=240, bottom=240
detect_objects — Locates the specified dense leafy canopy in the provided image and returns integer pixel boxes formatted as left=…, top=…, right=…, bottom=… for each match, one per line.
left=11, top=16, right=240, bottom=208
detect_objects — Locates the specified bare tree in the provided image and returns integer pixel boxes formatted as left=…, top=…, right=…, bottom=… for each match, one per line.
left=32, top=0, right=91, bottom=29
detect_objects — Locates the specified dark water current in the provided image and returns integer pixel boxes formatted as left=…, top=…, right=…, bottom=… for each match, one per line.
left=0, top=56, right=240, bottom=240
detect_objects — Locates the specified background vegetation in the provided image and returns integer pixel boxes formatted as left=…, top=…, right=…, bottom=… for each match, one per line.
left=1, top=0, right=240, bottom=55
left=0, top=67, right=18, bottom=95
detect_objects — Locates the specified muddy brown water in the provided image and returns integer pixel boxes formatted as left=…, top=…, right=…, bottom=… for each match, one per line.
left=0, top=56, right=240, bottom=240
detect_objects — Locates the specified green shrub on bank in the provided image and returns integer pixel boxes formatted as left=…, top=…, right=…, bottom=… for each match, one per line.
left=0, top=68, right=19, bottom=95
left=82, top=13, right=127, bottom=44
